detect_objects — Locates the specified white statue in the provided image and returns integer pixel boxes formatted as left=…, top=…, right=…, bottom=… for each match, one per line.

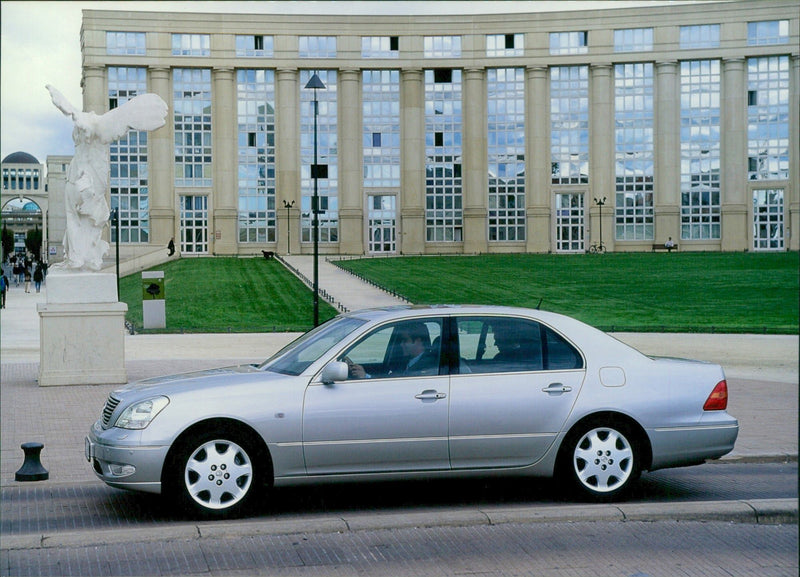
left=46, top=85, right=167, bottom=271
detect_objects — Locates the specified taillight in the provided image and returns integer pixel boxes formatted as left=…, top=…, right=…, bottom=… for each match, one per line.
left=703, top=380, right=728, bottom=411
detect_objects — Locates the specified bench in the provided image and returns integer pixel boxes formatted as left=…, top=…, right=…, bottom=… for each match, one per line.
left=652, top=243, right=678, bottom=252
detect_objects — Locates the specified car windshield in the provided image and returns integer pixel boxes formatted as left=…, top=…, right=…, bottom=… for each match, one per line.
left=259, top=316, right=367, bottom=375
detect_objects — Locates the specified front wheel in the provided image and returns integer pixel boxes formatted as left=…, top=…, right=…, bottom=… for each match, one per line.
left=167, top=429, right=267, bottom=517
left=561, top=421, right=639, bottom=500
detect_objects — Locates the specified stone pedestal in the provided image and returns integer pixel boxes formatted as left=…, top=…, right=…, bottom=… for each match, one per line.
left=37, top=272, right=127, bottom=387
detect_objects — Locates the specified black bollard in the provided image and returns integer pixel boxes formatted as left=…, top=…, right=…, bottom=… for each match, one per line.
left=15, top=442, right=49, bottom=481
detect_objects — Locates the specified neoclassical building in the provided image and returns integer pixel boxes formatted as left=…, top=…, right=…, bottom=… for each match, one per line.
left=1, top=152, right=48, bottom=259
left=73, top=1, right=798, bottom=261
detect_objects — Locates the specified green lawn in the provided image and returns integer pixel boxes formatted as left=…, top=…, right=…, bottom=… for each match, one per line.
left=335, top=252, right=799, bottom=334
left=121, top=257, right=337, bottom=332
left=121, top=253, right=798, bottom=334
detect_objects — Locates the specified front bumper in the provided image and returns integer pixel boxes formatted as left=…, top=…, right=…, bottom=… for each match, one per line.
left=86, top=422, right=170, bottom=494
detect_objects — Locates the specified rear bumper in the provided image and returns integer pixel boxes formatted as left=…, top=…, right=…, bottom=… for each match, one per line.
left=647, top=416, right=739, bottom=470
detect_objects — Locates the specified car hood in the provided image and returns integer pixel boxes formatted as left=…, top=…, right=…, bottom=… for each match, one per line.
left=113, top=364, right=283, bottom=397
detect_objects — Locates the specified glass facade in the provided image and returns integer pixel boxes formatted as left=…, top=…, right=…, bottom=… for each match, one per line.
left=424, top=36, right=462, bottom=58
left=235, top=35, right=273, bottom=57
left=680, top=25, right=720, bottom=49
left=173, top=68, right=212, bottom=187
left=237, top=69, right=276, bottom=244
left=486, top=34, right=523, bottom=57
left=299, top=37, right=336, bottom=58
left=106, top=31, right=146, bottom=55
left=614, top=28, right=653, bottom=52
left=109, top=67, right=150, bottom=243
left=614, top=63, right=654, bottom=241
left=487, top=68, right=526, bottom=242
left=747, top=20, right=790, bottom=45
left=747, top=56, right=790, bottom=181
left=550, top=31, right=588, bottom=55
left=172, top=34, right=210, bottom=56
left=362, top=70, right=401, bottom=188
left=425, top=68, right=463, bottom=242
left=300, top=69, right=338, bottom=243
left=550, top=66, right=589, bottom=185
left=362, top=37, right=399, bottom=58
left=680, top=60, right=721, bottom=240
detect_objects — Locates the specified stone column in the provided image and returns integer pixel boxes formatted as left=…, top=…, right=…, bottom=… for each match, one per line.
left=526, top=65, right=550, bottom=253
left=148, top=66, right=175, bottom=248
left=463, top=67, right=488, bottom=254
left=655, top=61, right=680, bottom=244
left=590, top=64, right=615, bottom=250
left=338, top=68, right=364, bottom=254
left=82, top=66, right=105, bottom=114
left=789, top=54, right=800, bottom=251
left=212, top=67, right=237, bottom=255
left=276, top=68, right=300, bottom=255
left=720, top=58, right=748, bottom=251
left=400, top=68, right=425, bottom=254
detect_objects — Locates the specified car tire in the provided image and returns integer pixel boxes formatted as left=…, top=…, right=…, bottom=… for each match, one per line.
left=167, top=427, right=267, bottom=518
left=560, top=419, right=640, bottom=501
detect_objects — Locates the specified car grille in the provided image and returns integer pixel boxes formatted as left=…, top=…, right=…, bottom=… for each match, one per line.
left=101, top=395, right=121, bottom=429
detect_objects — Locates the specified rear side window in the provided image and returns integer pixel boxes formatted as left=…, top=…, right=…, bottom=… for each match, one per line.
left=456, top=317, right=583, bottom=373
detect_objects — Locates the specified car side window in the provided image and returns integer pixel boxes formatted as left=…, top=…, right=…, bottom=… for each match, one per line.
left=456, top=317, right=543, bottom=374
left=339, top=318, right=443, bottom=379
left=544, top=326, right=584, bottom=370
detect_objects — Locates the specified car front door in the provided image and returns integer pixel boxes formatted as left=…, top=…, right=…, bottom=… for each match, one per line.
left=302, top=318, right=450, bottom=475
left=449, top=316, right=585, bottom=469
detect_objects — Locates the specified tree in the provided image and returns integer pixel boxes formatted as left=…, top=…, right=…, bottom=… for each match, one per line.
left=26, top=227, right=42, bottom=260
left=1, top=226, right=13, bottom=261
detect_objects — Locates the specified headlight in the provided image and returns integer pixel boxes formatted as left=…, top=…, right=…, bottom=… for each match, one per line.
left=114, top=397, right=169, bottom=430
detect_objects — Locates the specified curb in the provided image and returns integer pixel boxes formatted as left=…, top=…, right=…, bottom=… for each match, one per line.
left=2, top=498, right=796, bottom=552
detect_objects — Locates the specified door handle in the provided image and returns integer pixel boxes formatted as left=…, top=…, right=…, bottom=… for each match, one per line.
left=415, top=390, right=447, bottom=400
left=542, top=382, right=572, bottom=394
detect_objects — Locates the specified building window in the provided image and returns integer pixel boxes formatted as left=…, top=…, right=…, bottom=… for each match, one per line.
left=106, top=31, right=146, bottom=55
left=363, top=70, right=400, bottom=187
left=300, top=70, right=338, bottom=243
left=171, top=33, right=210, bottom=56
left=299, top=36, right=336, bottom=58
left=108, top=67, right=150, bottom=243
left=680, top=24, right=720, bottom=49
left=173, top=68, right=212, bottom=187
left=425, top=68, right=462, bottom=242
left=747, top=56, right=789, bottom=180
left=488, top=68, right=526, bottom=242
left=235, top=35, right=273, bottom=57
left=549, top=31, right=588, bottom=55
left=614, top=63, right=654, bottom=241
left=680, top=60, right=721, bottom=240
left=614, top=28, right=653, bottom=52
left=237, top=69, right=276, bottom=244
left=424, top=36, right=462, bottom=58
left=550, top=66, right=589, bottom=185
left=362, top=36, right=399, bottom=58
left=747, top=20, right=789, bottom=45
left=486, top=33, right=523, bottom=57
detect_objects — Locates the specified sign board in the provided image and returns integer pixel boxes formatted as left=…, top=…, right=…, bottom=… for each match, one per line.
left=142, top=271, right=166, bottom=329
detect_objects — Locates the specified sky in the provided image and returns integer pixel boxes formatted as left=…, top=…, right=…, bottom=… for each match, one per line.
left=0, top=1, right=680, bottom=173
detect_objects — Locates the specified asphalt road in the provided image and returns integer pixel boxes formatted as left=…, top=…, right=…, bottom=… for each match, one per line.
left=2, top=462, right=795, bottom=536
left=1, top=463, right=797, bottom=577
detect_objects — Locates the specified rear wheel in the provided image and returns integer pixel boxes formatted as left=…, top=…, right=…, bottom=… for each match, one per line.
left=561, top=420, right=639, bottom=500
left=167, top=428, right=267, bottom=517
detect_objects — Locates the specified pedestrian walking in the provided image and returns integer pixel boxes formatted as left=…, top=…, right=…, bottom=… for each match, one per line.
left=24, top=267, right=32, bottom=293
left=0, top=271, right=8, bottom=308
left=33, top=264, right=44, bottom=293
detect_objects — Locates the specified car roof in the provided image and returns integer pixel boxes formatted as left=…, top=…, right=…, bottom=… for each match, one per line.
left=343, top=304, right=575, bottom=325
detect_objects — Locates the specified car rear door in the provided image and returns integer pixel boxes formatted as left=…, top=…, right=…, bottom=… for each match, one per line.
left=448, top=316, right=585, bottom=469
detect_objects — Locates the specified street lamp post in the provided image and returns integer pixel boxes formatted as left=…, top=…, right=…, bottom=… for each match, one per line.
left=109, top=207, right=120, bottom=300
left=594, top=197, right=607, bottom=252
left=304, top=72, right=326, bottom=327
left=282, top=199, right=295, bottom=254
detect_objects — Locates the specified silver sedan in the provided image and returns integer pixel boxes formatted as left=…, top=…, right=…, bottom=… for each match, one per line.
left=85, top=305, right=738, bottom=517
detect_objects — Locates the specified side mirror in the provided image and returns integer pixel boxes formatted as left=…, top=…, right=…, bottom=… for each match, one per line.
left=320, top=361, right=349, bottom=384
